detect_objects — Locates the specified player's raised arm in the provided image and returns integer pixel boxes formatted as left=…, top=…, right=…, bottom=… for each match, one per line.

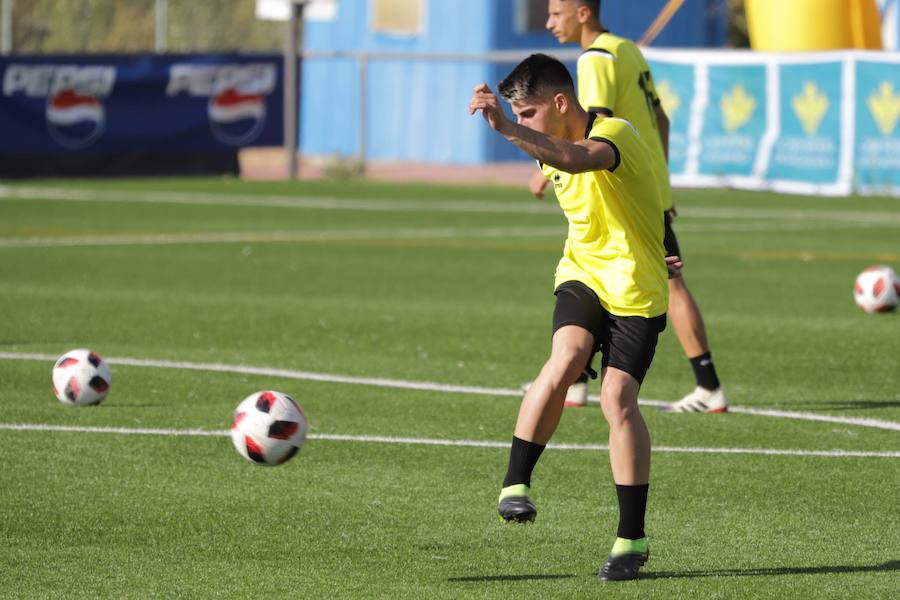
left=468, top=80, right=617, bottom=174
left=468, top=83, right=510, bottom=132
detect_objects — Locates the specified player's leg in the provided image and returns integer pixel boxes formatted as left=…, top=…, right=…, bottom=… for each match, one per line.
left=600, top=367, right=650, bottom=487
left=513, top=324, right=593, bottom=443
left=522, top=363, right=591, bottom=408
left=499, top=324, right=593, bottom=523
left=499, top=282, right=600, bottom=523
left=662, top=211, right=727, bottom=413
left=597, top=313, right=665, bottom=581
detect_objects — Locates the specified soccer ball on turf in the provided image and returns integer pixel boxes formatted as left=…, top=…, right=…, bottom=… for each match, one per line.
left=51, top=349, right=112, bottom=406
left=230, top=391, right=308, bottom=466
left=853, top=265, right=899, bottom=314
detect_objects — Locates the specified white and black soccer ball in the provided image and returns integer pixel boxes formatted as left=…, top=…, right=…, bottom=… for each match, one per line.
left=853, top=265, right=899, bottom=314
left=230, top=391, right=308, bottom=466
left=51, top=349, right=112, bottom=406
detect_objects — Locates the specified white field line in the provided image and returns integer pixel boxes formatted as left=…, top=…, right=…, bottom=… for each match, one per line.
left=0, top=423, right=897, bottom=458
left=0, top=226, right=564, bottom=249
left=2, top=351, right=899, bottom=432
left=2, top=184, right=900, bottom=225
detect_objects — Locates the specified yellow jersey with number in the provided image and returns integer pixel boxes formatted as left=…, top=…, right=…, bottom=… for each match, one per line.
left=577, top=32, right=672, bottom=210
left=542, top=115, right=668, bottom=318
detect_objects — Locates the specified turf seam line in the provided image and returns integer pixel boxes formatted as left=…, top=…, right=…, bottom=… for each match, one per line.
left=2, top=185, right=900, bottom=224
left=0, top=226, right=564, bottom=248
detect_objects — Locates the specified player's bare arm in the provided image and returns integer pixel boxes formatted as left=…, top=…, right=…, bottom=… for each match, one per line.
left=468, top=83, right=617, bottom=173
left=655, top=105, right=670, bottom=163
left=529, top=169, right=550, bottom=199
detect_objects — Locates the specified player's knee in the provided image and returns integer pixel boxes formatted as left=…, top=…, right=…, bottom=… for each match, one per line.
left=548, top=342, right=591, bottom=382
left=601, top=395, right=639, bottom=426
left=599, top=378, right=640, bottom=424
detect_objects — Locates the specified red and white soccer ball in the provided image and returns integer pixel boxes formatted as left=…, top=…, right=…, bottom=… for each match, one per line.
left=230, top=391, right=308, bottom=466
left=51, top=349, right=112, bottom=406
left=853, top=265, right=899, bottom=314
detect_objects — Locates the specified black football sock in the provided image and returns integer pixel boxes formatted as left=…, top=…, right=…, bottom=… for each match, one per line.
left=615, top=483, right=649, bottom=540
left=502, top=436, right=546, bottom=488
left=689, top=351, right=721, bottom=391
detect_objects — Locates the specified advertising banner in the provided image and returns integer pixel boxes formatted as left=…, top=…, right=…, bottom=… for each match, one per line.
left=855, top=58, right=900, bottom=193
left=643, top=49, right=900, bottom=197
left=698, top=64, right=767, bottom=179
left=646, top=59, right=694, bottom=177
left=766, top=61, right=844, bottom=187
left=0, top=53, right=283, bottom=176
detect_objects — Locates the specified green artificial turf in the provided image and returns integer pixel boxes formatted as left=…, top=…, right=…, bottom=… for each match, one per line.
left=0, top=178, right=897, bottom=598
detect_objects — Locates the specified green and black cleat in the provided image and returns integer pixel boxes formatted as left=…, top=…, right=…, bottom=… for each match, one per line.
left=597, top=551, right=648, bottom=581
left=497, top=484, right=537, bottom=523
left=598, top=538, right=649, bottom=581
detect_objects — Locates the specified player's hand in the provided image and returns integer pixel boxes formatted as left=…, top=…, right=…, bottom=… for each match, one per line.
left=529, top=169, right=549, bottom=200
left=666, top=255, right=683, bottom=279
left=666, top=207, right=678, bottom=220
left=468, top=83, right=510, bottom=134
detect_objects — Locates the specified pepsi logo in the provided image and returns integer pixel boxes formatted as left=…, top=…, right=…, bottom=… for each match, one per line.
left=166, top=63, right=276, bottom=147
left=46, top=88, right=105, bottom=149
left=208, top=87, right=266, bottom=146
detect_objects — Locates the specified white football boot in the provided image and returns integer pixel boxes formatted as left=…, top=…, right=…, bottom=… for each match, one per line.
left=520, top=380, right=590, bottom=408
left=563, top=381, right=589, bottom=408
left=664, top=386, right=728, bottom=413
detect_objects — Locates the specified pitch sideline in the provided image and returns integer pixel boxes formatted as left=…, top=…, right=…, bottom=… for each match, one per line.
left=0, top=422, right=897, bottom=459
left=1, top=351, right=899, bottom=432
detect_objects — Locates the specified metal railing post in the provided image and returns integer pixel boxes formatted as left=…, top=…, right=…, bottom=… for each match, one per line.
left=155, top=0, right=167, bottom=53
left=284, top=2, right=301, bottom=180
left=358, top=53, right=368, bottom=174
left=1, top=0, right=12, bottom=55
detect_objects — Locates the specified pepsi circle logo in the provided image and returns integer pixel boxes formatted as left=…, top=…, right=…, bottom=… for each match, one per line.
left=208, top=88, right=266, bottom=146
left=46, top=88, right=106, bottom=149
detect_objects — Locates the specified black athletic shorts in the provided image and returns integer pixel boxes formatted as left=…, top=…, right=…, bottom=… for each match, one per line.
left=552, top=281, right=667, bottom=384
left=663, top=210, right=680, bottom=258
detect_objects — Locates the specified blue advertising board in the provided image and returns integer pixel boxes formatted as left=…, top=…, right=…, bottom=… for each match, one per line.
left=0, top=54, right=283, bottom=160
left=855, top=59, right=900, bottom=191
left=766, top=62, right=844, bottom=186
left=642, top=49, right=900, bottom=197
left=646, top=59, right=694, bottom=176
left=698, top=64, right=767, bottom=178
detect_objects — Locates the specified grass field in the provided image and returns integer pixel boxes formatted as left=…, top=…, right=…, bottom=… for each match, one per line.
left=0, top=178, right=898, bottom=598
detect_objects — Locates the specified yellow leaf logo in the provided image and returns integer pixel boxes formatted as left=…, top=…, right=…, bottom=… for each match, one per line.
left=721, top=84, right=756, bottom=132
left=867, top=82, right=900, bottom=136
left=656, top=80, right=680, bottom=123
left=792, top=82, right=829, bottom=136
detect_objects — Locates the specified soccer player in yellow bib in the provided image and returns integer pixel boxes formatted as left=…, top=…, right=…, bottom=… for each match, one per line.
left=538, top=0, right=728, bottom=413
left=469, top=53, right=682, bottom=582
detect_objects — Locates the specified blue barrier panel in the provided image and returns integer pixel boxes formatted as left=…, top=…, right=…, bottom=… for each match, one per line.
left=0, top=54, right=283, bottom=167
left=855, top=58, right=900, bottom=193
left=699, top=64, right=767, bottom=178
left=647, top=59, right=694, bottom=176
left=766, top=61, right=845, bottom=187
left=643, top=49, right=900, bottom=197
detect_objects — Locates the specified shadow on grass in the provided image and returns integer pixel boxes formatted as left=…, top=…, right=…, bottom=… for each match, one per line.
left=448, top=561, right=900, bottom=583
left=808, top=400, right=900, bottom=411
left=448, top=574, right=577, bottom=583
left=99, top=404, right=166, bottom=409
left=640, top=560, right=900, bottom=580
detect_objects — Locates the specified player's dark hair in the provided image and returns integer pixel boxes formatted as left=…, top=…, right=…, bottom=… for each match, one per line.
left=578, top=0, right=601, bottom=17
left=498, top=54, right=575, bottom=103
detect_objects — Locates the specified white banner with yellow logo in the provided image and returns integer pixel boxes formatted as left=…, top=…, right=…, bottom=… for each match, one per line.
left=644, top=49, right=900, bottom=197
